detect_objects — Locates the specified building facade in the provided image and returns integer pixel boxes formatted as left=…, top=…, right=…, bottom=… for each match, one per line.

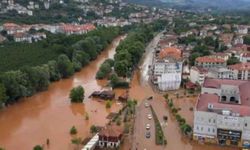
left=195, top=56, right=226, bottom=69
left=193, top=78, right=250, bottom=148
left=228, top=63, right=250, bottom=80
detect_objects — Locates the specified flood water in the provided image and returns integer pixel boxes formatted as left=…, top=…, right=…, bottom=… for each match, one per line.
left=0, top=34, right=237, bottom=150
left=0, top=36, right=125, bottom=150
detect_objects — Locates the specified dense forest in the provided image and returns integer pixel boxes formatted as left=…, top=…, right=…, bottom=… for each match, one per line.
left=0, top=26, right=121, bottom=106
left=94, top=20, right=166, bottom=89
left=114, top=20, right=166, bottom=77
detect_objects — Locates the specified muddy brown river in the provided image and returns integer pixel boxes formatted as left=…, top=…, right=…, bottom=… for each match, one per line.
left=0, top=34, right=237, bottom=150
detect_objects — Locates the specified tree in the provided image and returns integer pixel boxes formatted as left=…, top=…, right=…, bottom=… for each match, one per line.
left=106, top=100, right=112, bottom=108
left=33, top=145, right=43, bottom=150
left=0, top=70, right=30, bottom=102
left=90, top=125, right=98, bottom=134
left=57, top=54, right=74, bottom=78
left=70, top=86, right=84, bottom=103
left=227, top=56, right=240, bottom=65
left=48, top=60, right=61, bottom=81
left=0, top=83, right=7, bottom=107
left=70, top=126, right=77, bottom=135
left=114, top=60, right=129, bottom=77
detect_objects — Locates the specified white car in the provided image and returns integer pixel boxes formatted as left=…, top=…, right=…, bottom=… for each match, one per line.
left=147, top=114, right=152, bottom=120
left=144, top=102, right=149, bottom=108
left=146, top=124, right=151, bottom=130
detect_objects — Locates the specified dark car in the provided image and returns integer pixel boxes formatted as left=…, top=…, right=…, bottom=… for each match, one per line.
left=145, top=131, right=151, bottom=138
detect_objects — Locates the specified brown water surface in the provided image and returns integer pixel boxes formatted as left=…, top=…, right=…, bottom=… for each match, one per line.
left=0, top=33, right=238, bottom=150
left=0, top=36, right=125, bottom=150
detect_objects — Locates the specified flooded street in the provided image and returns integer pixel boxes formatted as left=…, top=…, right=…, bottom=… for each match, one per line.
left=0, top=36, right=125, bottom=150
left=0, top=33, right=238, bottom=150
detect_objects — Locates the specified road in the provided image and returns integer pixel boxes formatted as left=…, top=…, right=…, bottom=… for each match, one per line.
left=132, top=99, right=157, bottom=150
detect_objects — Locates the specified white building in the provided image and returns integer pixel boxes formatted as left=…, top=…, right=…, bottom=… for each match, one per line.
left=152, top=47, right=183, bottom=91
left=190, top=66, right=208, bottom=85
left=157, top=73, right=181, bottom=91
left=240, top=53, right=250, bottom=63
left=237, top=25, right=248, bottom=35
left=193, top=78, right=250, bottom=148
left=228, top=62, right=250, bottom=80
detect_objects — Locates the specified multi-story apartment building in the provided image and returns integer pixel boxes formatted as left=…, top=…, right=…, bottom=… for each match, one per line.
left=152, top=47, right=183, bottom=91
left=228, top=62, right=250, bottom=80
left=195, top=56, right=226, bottom=69
left=193, top=78, right=250, bottom=148
left=190, top=66, right=233, bottom=85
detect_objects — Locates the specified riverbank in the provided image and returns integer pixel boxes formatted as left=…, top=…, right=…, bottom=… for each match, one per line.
left=0, top=36, right=125, bottom=150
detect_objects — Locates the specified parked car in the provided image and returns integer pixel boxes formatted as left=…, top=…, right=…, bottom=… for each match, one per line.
left=147, top=96, right=153, bottom=100
left=144, top=102, right=149, bottom=108
left=146, top=124, right=150, bottom=130
left=145, top=131, right=151, bottom=138
left=147, top=114, right=152, bottom=120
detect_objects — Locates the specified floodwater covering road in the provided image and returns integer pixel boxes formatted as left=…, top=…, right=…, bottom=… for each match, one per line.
left=0, top=32, right=238, bottom=150
left=129, top=31, right=238, bottom=150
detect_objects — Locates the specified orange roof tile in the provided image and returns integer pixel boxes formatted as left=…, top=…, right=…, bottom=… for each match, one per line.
left=195, top=56, right=225, bottom=63
left=159, top=47, right=182, bottom=59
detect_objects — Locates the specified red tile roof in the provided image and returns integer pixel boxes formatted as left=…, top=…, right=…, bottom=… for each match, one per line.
left=159, top=47, right=182, bottom=59
left=196, top=94, right=250, bottom=116
left=228, top=62, right=250, bottom=71
left=195, top=56, right=225, bottom=63
left=99, top=124, right=123, bottom=138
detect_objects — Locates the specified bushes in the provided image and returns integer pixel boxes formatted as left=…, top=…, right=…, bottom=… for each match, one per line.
left=70, top=126, right=78, bottom=135
left=106, top=100, right=112, bottom=108
left=70, top=86, right=85, bottom=103
left=33, top=145, right=43, bottom=150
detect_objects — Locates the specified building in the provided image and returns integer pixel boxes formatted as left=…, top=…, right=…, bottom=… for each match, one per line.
left=195, top=56, right=226, bottom=69
left=58, top=23, right=96, bottom=35
left=190, top=66, right=208, bottom=85
left=98, top=125, right=123, bottom=148
left=190, top=66, right=233, bottom=85
left=193, top=78, right=250, bottom=148
left=152, top=47, right=183, bottom=91
left=228, top=62, right=250, bottom=80
left=237, top=25, right=248, bottom=35
left=207, top=67, right=233, bottom=80
left=240, top=53, right=250, bottom=63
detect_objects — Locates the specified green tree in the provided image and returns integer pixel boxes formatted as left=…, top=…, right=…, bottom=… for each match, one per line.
left=33, top=145, right=43, bottom=150
left=227, top=56, right=240, bottom=65
left=90, top=125, right=98, bottom=134
left=106, top=100, right=112, bottom=108
left=1, top=70, right=30, bottom=102
left=48, top=60, right=61, bottom=81
left=0, top=83, right=7, bottom=107
left=57, top=54, right=74, bottom=78
left=114, top=60, right=129, bottom=77
left=70, top=86, right=84, bottom=103
left=70, top=126, right=77, bottom=135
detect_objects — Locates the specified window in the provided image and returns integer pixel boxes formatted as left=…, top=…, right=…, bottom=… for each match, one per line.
left=201, top=127, right=203, bottom=131
left=197, top=126, right=199, bottom=130
left=208, top=128, right=210, bottom=132
left=213, top=119, right=216, bottom=123
left=245, top=123, right=248, bottom=127
left=213, top=129, right=215, bottom=133
left=209, top=119, right=211, bottom=123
